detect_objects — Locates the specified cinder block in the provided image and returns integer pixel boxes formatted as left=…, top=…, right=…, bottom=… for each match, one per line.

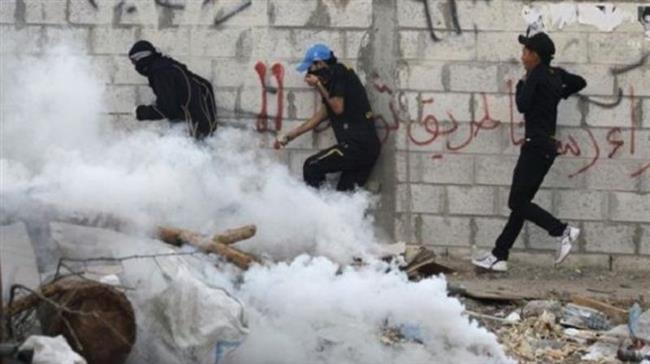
left=397, top=183, right=443, bottom=213
left=556, top=97, right=582, bottom=127
left=324, top=0, right=372, bottom=29
left=509, top=252, right=610, bottom=270
left=293, top=29, right=345, bottom=59
left=618, top=68, right=650, bottom=98
left=583, top=222, right=636, bottom=254
left=527, top=223, right=561, bottom=251
left=420, top=215, right=472, bottom=247
left=448, top=185, right=496, bottom=215
left=409, top=152, right=474, bottom=185
left=141, top=27, right=191, bottom=56
left=588, top=33, right=643, bottom=64
left=641, top=225, right=650, bottom=255
left=268, top=0, right=317, bottom=27
left=399, top=30, right=421, bottom=59
left=0, top=25, right=42, bottom=54
left=345, top=30, right=367, bottom=59
left=69, top=0, right=113, bottom=24
left=584, top=160, right=642, bottom=192
left=396, top=0, right=444, bottom=29
left=610, top=191, right=650, bottom=223
left=91, top=27, right=136, bottom=55
left=497, top=187, right=553, bottom=217
left=106, top=85, right=137, bottom=113
left=448, top=63, right=498, bottom=93
left=476, top=32, right=520, bottom=63
left=474, top=217, right=524, bottom=249
left=585, top=96, right=636, bottom=128
left=282, top=90, right=317, bottom=120
left=87, top=55, right=116, bottom=84
left=551, top=32, right=589, bottom=64
left=556, top=190, right=606, bottom=220
left=213, top=89, right=238, bottom=117
left=476, top=155, right=517, bottom=186
left=24, top=0, right=67, bottom=24
left=421, top=92, right=472, bottom=122
left=0, top=0, right=16, bottom=24
left=213, top=59, right=255, bottom=88
left=251, top=28, right=344, bottom=61
left=394, top=212, right=416, bottom=244
left=395, top=152, right=408, bottom=182
left=644, top=99, right=650, bottom=129
left=444, top=124, right=504, bottom=154
left=457, top=0, right=510, bottom=31
left=43, top=27, right=90, bottom=52
left=611, top=255, right=650, bottom=272
left=542, top=158, right=587, bottom=189
left=115, top=0, right=157, bottom=26
left=397, top=62, right=444, bottom=91
left=190, top=28, right=252, bottom=57
left=563, top=64, right=615, bottom=96
left=173, top=0, right=268, bottom=27
left=421, top=31, right=476, bottom=61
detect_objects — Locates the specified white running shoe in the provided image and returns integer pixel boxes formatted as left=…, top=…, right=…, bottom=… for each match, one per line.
left=555, top=226, right=580, bottom=265
left=471, top=253, right=508, bottom=272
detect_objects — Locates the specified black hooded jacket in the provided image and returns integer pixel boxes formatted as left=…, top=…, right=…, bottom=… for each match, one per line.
left=134, top=52, right=217, bottom=139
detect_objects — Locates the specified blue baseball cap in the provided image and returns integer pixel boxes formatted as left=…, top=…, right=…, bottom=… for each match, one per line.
left=296, top=43, right=332, bottom=72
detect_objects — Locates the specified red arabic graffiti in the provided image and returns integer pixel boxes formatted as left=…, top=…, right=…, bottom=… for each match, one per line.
left=254, top=61, right=284, bottom=132
left=254, top=62, right=648, bottom=178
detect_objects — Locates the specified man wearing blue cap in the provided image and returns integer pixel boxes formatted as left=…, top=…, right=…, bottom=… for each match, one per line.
left=274, top=44, right=380, bottom=192
left=472, top=31, right=586, bottom=272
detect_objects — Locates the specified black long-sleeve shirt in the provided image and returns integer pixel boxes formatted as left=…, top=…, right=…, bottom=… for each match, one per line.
left=516, top=64, right=586, bottom=140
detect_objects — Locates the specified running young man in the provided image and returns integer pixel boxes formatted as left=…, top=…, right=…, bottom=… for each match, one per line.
left=472, top=32, right=587, bottom=272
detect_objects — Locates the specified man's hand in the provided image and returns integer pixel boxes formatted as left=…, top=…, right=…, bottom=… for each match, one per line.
left=304, top=74, right=320, bottom=87
left=274, top=133, right=291, bottom=150
left=135, top=105, right=146, bottom=121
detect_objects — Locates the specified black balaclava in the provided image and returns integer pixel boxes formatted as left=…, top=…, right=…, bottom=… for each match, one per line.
left=128, top=40, right=159, bottom=76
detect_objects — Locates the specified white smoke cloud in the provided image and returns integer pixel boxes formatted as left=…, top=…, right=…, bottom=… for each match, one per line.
left=1, top=39, right=513, bottom=364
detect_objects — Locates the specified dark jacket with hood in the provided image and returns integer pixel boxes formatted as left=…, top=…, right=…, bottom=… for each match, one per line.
left=130, top=41, right=217, bottom=139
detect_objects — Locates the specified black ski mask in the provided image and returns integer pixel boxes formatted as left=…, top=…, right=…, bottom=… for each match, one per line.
left=128, top=40, right=159, bottom=76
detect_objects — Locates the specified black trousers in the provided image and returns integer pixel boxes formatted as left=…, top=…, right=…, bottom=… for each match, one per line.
left=492, top=142, right=567, bottom=260
left=303, top=142, right=379, bottom=192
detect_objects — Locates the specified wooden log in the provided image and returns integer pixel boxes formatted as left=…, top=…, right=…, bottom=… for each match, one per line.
left=156, top=225, right=258, bottom=270
left=213, top=225, right=256, bottom=245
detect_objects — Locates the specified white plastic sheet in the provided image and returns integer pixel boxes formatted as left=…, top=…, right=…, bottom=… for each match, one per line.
left=19, top=335, right=86, bottom=364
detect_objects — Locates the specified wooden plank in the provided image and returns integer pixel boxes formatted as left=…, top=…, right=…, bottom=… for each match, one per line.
left=571, top=295, right=627, bottom=324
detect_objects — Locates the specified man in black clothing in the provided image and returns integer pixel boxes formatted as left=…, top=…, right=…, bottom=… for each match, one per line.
left=472, top=32, right=587, bottom=272
left=128, top=40, right=217, bottom=139
left=274, top=43, right=380, bottom=192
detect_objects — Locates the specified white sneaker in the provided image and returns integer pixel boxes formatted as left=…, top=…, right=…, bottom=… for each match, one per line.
left=471, top=253, right=508, bottom=272
left=555, top=226, right=580, bottom=265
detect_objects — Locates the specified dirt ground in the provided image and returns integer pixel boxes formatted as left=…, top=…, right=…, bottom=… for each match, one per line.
left=440, top=256, right=650, bottom=304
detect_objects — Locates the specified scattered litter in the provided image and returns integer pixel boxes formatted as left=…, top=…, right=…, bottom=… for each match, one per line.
left=523, top=300, right=563, bottom=318
left=505, top=311, right=522, bottom=324
left=561, top=303, right=611, bottom=331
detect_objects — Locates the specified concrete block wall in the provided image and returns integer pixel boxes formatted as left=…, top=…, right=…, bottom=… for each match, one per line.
left=1, top=0, right=648, bottom=267
left=393, top=0, right=650, bottom=268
